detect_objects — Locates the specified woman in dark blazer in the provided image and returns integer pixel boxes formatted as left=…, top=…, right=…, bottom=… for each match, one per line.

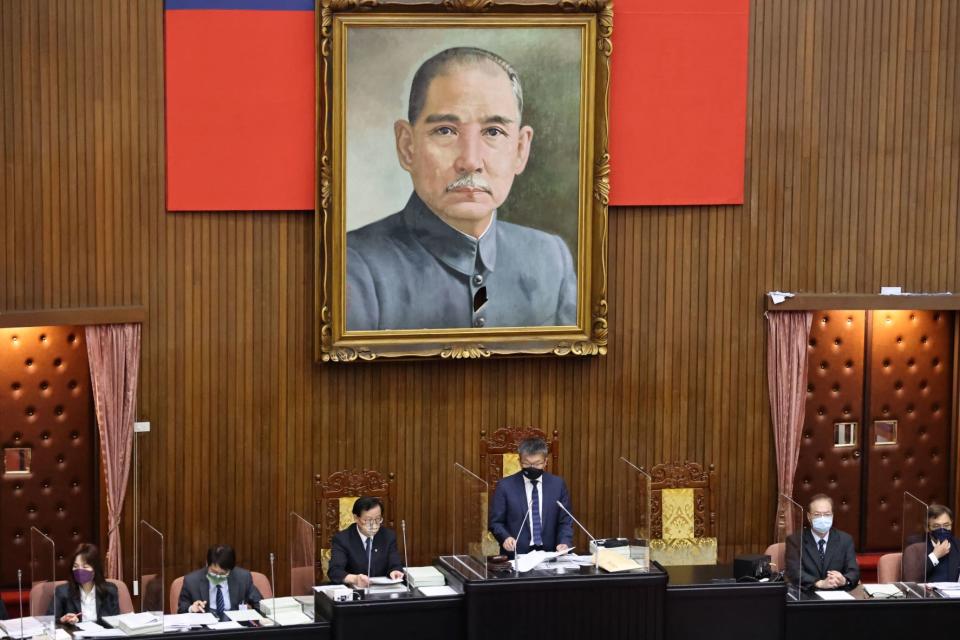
left=48, top=544, right=120, bottom=624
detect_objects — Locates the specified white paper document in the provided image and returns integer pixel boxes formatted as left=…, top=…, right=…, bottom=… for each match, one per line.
left=209, top=622, right=244, bottom=630
left=936, top=588, right=960, bottom=598
left=814, top=590, right=855, bottom=601
left=163, top=613, right=218, bottom=629
left=73, top=629, right=128, bottom=638
left=0, top=618, right=48, bottom=639
left=417, top=586, right=458, bottom=597
left=75, top=622, right=105, bottom=632
left=116, top=613, right=160, bottom=629
left=368, top=577, right=404, bottom=585
left=925, top=582, right=960, bottom=589
left=862, top=584, right=903, bottom=598
left=511, top=548, right=575, bottom=573
left=225, top=609, right=264, bottom=622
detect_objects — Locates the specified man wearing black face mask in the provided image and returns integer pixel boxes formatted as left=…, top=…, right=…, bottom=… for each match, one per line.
left=489, top=437, right=573, bottom=555
left=925, top=504, right=959, bottom=582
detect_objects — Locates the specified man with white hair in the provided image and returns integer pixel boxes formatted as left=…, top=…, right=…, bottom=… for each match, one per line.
left=347, top=47, right=577, bottom=331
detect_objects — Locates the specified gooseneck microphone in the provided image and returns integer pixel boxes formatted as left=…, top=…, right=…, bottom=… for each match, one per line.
left=18, top=569, right=24, bottom=639
left=511, top=507, right=532, bottom=571
left=555, top=501, right=600, bottom=569
left=401, top=520, right=409, bottom=573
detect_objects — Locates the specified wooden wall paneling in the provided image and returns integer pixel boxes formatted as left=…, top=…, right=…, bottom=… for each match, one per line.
left=1, top=0, right=959, bottom=595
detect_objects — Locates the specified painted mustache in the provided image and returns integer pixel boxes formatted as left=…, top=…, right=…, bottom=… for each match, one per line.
left=445, top=174, right=492, bottom=194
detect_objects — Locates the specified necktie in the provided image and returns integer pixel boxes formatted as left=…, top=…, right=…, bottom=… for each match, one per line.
left=215, top=584, right=225, bottom=620
left=531, top=480, right=543, bottom=546
left=818, top=538, right=826, bottom=561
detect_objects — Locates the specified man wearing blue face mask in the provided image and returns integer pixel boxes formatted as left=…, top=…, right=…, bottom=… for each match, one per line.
left=489, top=437, right=573, bottom=556
left=178, top=545, right=262, bottom=619
left=925, top=504, right=959, bottom=582
left=785, top=494, right=860, bottom=590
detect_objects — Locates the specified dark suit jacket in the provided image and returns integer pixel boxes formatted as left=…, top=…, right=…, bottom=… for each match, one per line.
left=177, top=567, right=262, bottom=614
left=489, top=471, right=574, bottom=554
left=785, top=528, right=860, bottom=590
left=926, top=535, right=960, bottom=582
left=47, top=582, right=120, bottom=623
left=327, top=524, right=403, bottom=585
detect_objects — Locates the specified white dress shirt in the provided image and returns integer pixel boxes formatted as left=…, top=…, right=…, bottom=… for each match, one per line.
left=79, top=586, right=97, bottom=622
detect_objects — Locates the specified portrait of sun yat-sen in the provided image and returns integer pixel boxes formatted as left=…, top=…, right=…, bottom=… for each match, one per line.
left=317, top=6, right=610, bottom=362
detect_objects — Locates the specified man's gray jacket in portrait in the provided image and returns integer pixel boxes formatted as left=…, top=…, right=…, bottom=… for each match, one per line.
left=346, top=194, right=577, bottom=331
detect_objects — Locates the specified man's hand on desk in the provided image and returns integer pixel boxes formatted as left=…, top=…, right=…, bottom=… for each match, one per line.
left=389, top=570, right=405, bottom=580
left=189, top=600, right=207, bottom=613
left=556, top=544, right=569, bottom=553
left=503, top=537, right=517, bottom=552
left=346, top=574, right=370, bottom=588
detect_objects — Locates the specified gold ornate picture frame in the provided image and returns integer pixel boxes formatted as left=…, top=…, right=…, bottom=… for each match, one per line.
left=315, top=0, right=611, bottom=362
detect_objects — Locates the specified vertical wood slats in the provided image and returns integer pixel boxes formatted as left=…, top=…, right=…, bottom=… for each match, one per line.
left=1, top=0, right=958, bottom=590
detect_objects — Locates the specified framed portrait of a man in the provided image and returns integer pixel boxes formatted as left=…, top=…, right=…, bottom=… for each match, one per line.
left=316, top=0, right=612, bottom=362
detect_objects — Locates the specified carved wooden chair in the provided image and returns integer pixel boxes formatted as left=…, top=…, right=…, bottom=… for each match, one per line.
left=477, top=427, right=560, bottom=555
left=648, top=461, right=718, bottom=565
left=314, top=469, right=396, bottom=582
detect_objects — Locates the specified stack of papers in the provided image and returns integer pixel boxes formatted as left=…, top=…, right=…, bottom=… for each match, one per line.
left=225, top=609, right=264, bottom=623
left=511, top=548, right=575, bottom=573
left=417, top=586, right=458, bottom=597
left=928, top=582, right=960, bottom=598
left=162, top=613, right=218, bottom=631
left=814, top=590, right=855, bottom=601
left=259, top=597, right=302, bottom=618
left=116, top=613, right=162, bottom=636
left=405, top=566, right=445, bottom=588
left=596, top=549, right=641, bottom=573
left=862, top=584, right=904, bottom=598
left=0, top=617, right=48, bottom=639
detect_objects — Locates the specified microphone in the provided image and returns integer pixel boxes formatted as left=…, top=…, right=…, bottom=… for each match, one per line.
left=366, top=531, right=373, bottom=592
left=555, top=501, right=599, bottom=569
left=511, top=507, right=532, bottom=571
left=401, top=520, right=409, bottom=573
left=266, top=553, right=277, bottom=625
left=17, top=569, right=24, bottom=639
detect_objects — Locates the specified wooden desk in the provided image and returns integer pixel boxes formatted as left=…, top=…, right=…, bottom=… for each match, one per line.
left=313, top=587, right=464, bottom=640
left=438, top=555, right=667, bottom=640
left=665, top=564, right=786, bottom=640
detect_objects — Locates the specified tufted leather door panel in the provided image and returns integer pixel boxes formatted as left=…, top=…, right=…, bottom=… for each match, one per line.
left=0, top=327, right=96, bottom=587
left=796, top=311, right=866, bottom=547
left=864, top=310, right=953, bottom=549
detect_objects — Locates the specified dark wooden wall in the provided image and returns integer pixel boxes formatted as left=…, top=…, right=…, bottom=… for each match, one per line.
left=1, top=0, right=958, bottom=592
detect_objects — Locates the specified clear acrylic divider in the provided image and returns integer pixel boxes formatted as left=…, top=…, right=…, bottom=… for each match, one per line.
left=778, top=494, right=805, bottom=600
left=139, top=521, right=165, bottom=621
left=29, top=527, right=56, bottom=633
left=900, top=492, right=929, bottom=594
left=289, top=512, right=317, bottom=598
left=448, top=463, right=489, bottom=580
left=617, top=457, right=651, bottom=570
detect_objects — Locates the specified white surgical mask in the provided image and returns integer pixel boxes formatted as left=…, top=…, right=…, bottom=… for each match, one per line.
left=811, top=515, right=833, bottom=534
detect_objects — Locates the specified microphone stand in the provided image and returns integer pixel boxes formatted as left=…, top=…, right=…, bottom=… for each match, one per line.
left=18, top=569, right=24, bottom=640
left=267, top=553, right=277, bottom=626
left=511, top=509, right=531, bottom=575
left=401, top=520, right=410, bottom=590
left=555, top=501, right=600, bottom=571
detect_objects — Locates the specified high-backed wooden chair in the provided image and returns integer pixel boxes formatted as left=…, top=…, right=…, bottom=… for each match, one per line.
left=477, top=427, right=560, bottom=556
left=314, top=469, right=395, bottom=583
left=648, top=461, right=718, bottom=565
left=479, top=427, right=560, bottom=498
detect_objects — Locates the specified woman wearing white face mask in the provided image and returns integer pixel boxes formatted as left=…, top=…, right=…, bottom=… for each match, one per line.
left=785, top=494, right=860, bottom=591
left=48, top=544, right=120, bottom=624
left=328, top=497, right=405, bottom=588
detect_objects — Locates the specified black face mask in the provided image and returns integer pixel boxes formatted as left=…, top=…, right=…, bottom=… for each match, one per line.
left=931, top=528, right=952, bottom=543
left=521, top=467, right=543, bottom=480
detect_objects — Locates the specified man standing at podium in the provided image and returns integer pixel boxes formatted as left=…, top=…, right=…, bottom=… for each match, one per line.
left=786, top=494, right=860, bottom=590
left=489, top=437, right=573, bottom=554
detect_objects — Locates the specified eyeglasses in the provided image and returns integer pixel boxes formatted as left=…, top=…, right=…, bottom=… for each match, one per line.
left=810, top=512, right=833, bottom=518
left=930, top=524, right=953, bottom=531
left=359, top=517, right=383, bottom=526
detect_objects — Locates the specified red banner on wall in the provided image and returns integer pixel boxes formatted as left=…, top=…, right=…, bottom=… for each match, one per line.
left=163, top=0, right=748, bottom=211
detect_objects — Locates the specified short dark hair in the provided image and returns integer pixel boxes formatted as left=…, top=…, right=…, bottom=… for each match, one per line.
left=206, top=544, right=237, bottom=571
left=353, top=496, right=384, bottom=517
left=518, top=437, right=549, bottom=458
left=407, top=47, right=524, bottom=124
left=808, top=494, right=834, bottom=512
left=929, top=504, right=954, bottom=522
